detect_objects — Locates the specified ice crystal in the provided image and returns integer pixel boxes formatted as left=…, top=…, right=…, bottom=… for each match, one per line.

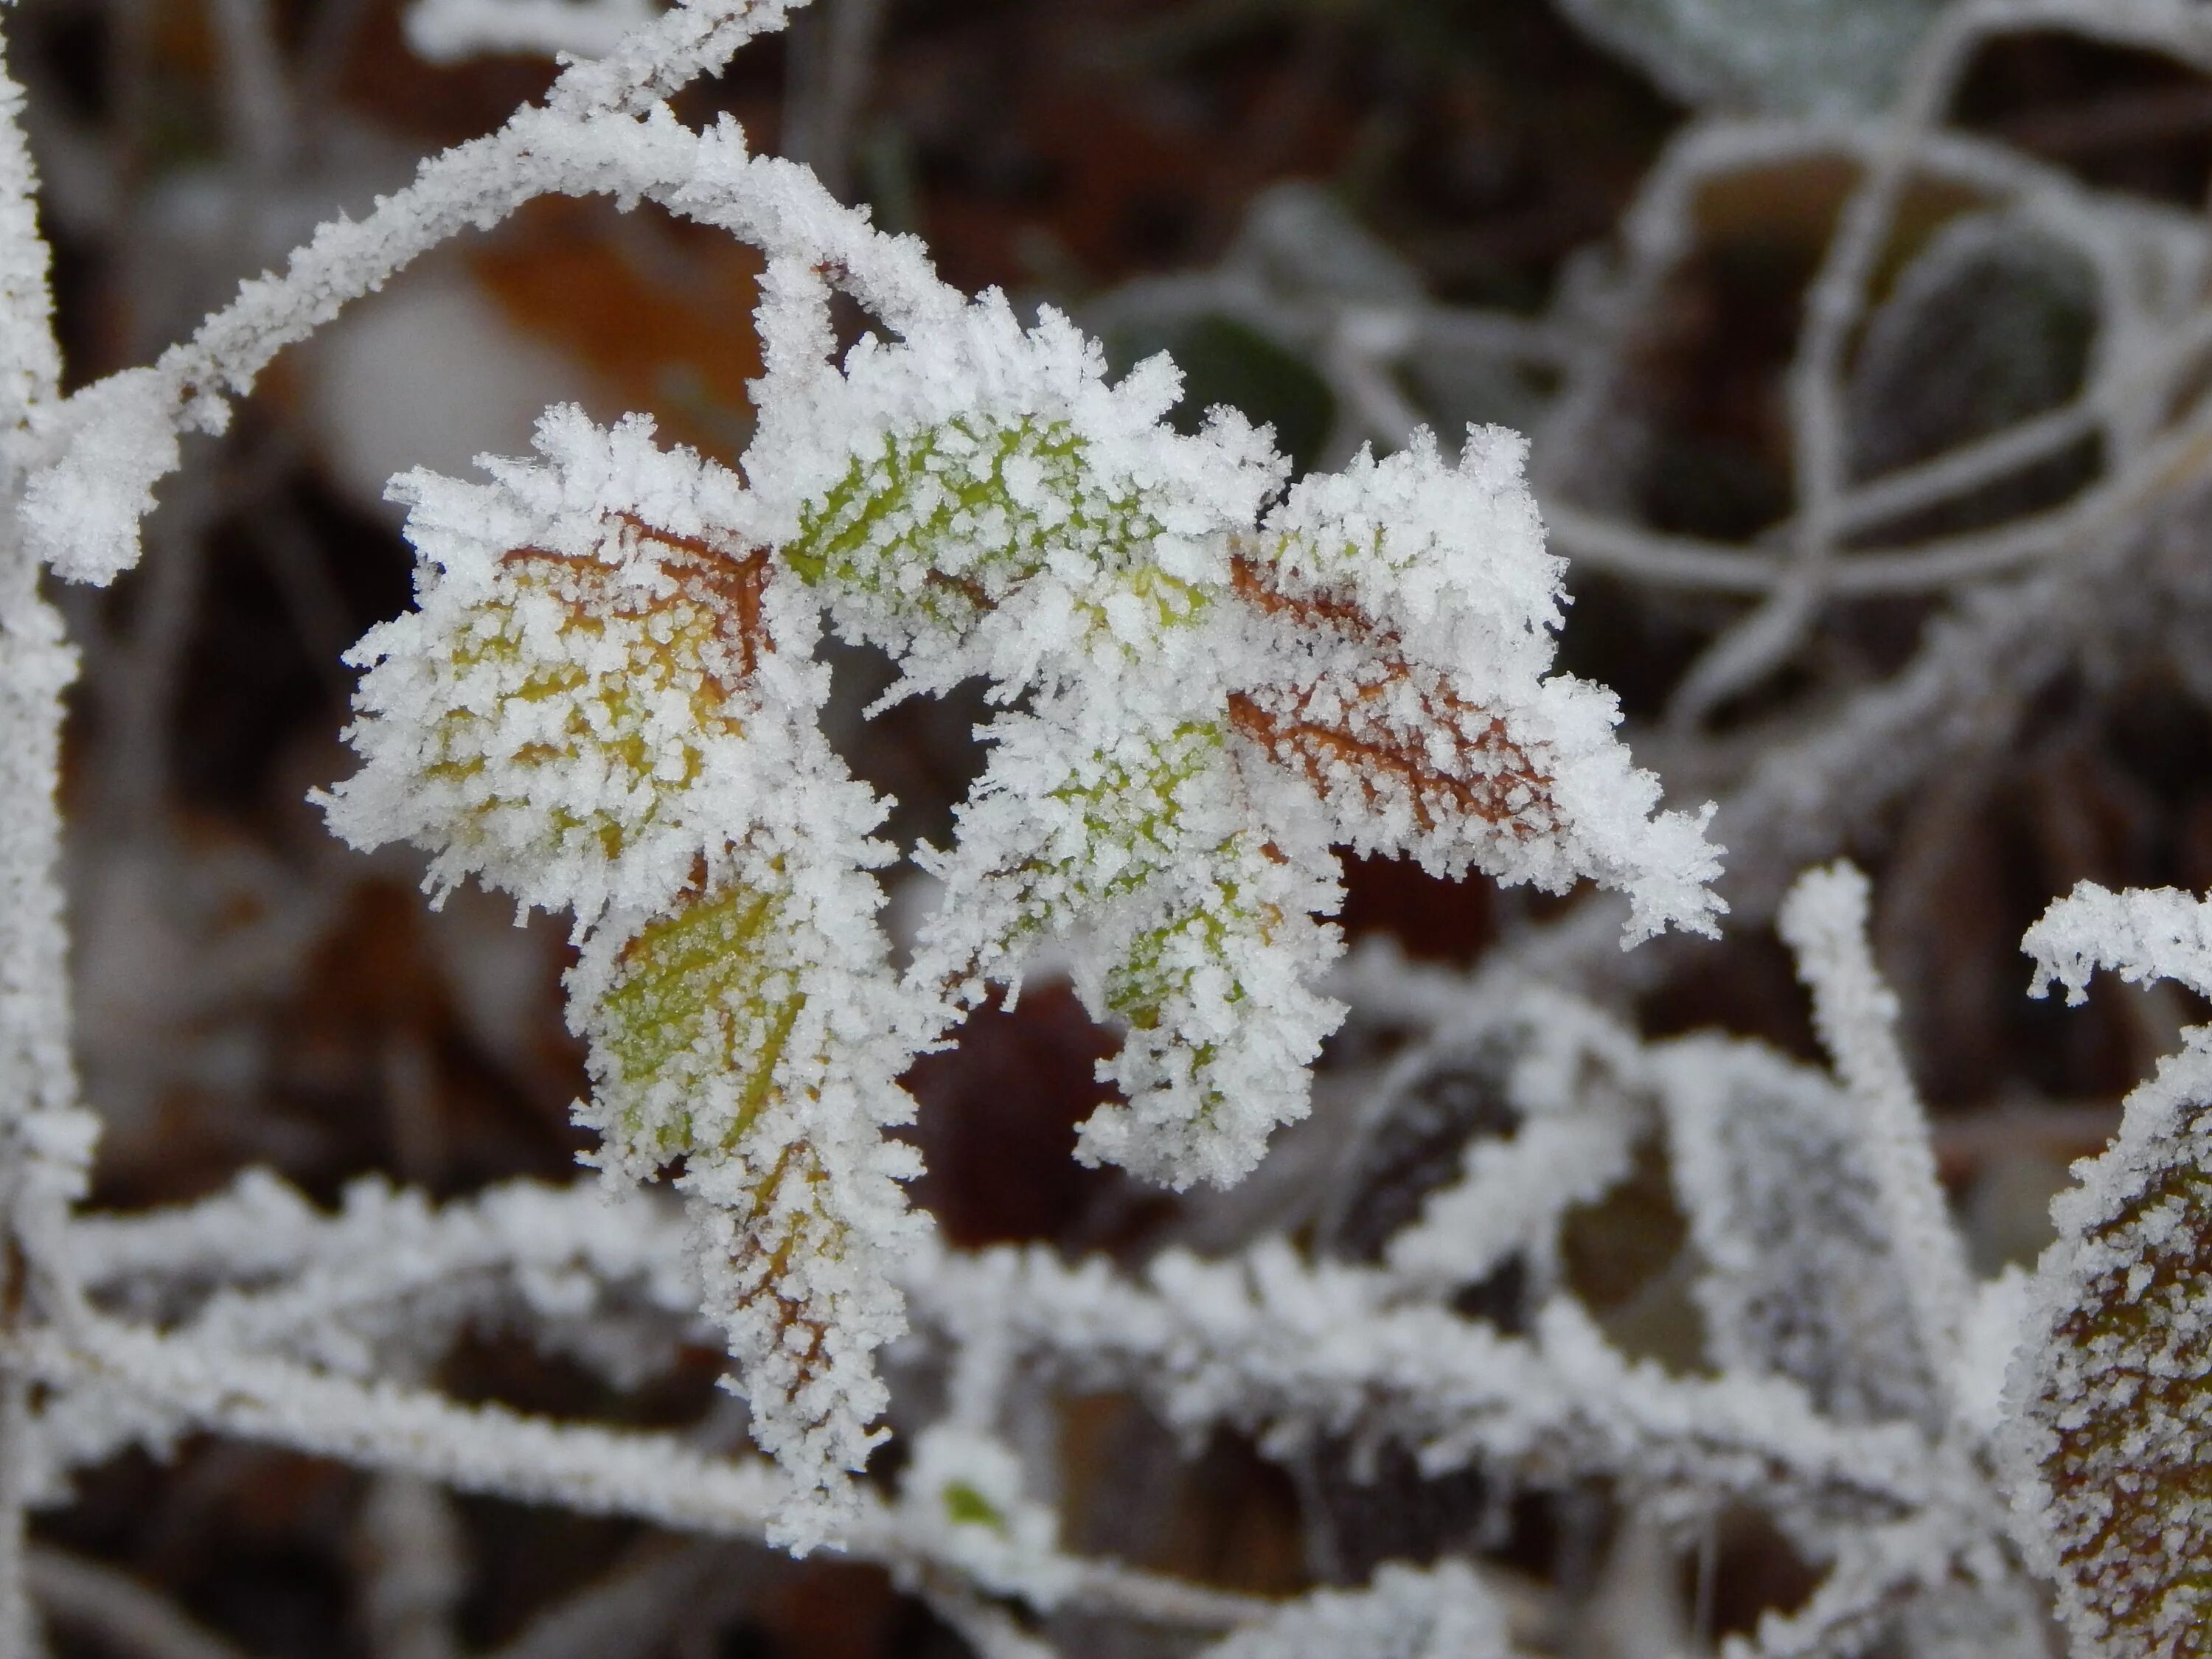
left=15, top=16, right=1722, bottom=1549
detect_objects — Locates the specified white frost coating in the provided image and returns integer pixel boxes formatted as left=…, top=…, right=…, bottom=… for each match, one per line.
left=406, top=0, right=659, bottom=63
left=903, top=1235, right=1935, bottom=1517
left=0, top=38, right=86, bottom=1656
left=1778, top=862, right=1971, bottom=1419
left=19, top=367, right=179, bottom=585
left=1197, top=1563, right=1513, bottom=1659
left=0, top=63, right=56, bottom=428
left=2023, top=879, right=2212, bottom=1006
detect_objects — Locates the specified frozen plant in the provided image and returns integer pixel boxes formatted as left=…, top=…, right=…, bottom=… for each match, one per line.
left=0, top=0, right=1730, bottom=1563
left=10, top=0, right=2212, bottom=1656
left=305, top=282, right=1722, bottom=1536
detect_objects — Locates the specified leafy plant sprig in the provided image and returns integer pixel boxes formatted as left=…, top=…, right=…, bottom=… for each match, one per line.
left=10, top=0, right=1719, bottom=1548
left=313, top=289, right=1721, bottom=1537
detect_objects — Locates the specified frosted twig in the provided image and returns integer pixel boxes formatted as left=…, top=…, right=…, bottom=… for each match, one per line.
left=18, top=0, right=908, bottom=585
left=906, top=1239, right=1936, bottom=1518
left=0, top=25, right=83, bottom=1659
left=355, top=1475, right=466, bottom=1659
left=1778, top=865, right=1972, bottom=1419
left=65, top=1171, right=688, bottom=1293
left=20, top=1313, right=1270, bottom=1632
left=2023, top=880, right=2212, bottom=1006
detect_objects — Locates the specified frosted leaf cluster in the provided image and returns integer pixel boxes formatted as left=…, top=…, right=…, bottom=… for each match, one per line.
left=305, top=239, right=1719, bottom=1531
left=0, top=0, right=1717, bottom=1556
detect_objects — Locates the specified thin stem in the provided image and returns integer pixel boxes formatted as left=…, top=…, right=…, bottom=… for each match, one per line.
left=23, top=1315, right=1272, bottom=1633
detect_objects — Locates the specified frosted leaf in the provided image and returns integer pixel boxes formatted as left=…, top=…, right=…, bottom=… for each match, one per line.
left=568, top=838, right=937, bottom=1550
left=1655, top=1036, right=1935, bottom=1425
left=785, top=410, right=1197, bottom=669
left=762, top=292, right=1279, bottom=695
left=1078, top=830, right=1344, bottom=1188
left=1195, top=1562, right=1513, bottom=1659
left=321, top=406, right=772, bottom=925
left=2006, top=883, right=2212, bottom=1659
left=1234, top=432, right=1725, bottom=946
left=913, top=703, right=1347, bottom=1190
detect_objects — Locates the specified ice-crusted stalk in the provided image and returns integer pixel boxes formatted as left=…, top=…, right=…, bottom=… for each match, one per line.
left=0, top=32, right=94, bottom=1659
